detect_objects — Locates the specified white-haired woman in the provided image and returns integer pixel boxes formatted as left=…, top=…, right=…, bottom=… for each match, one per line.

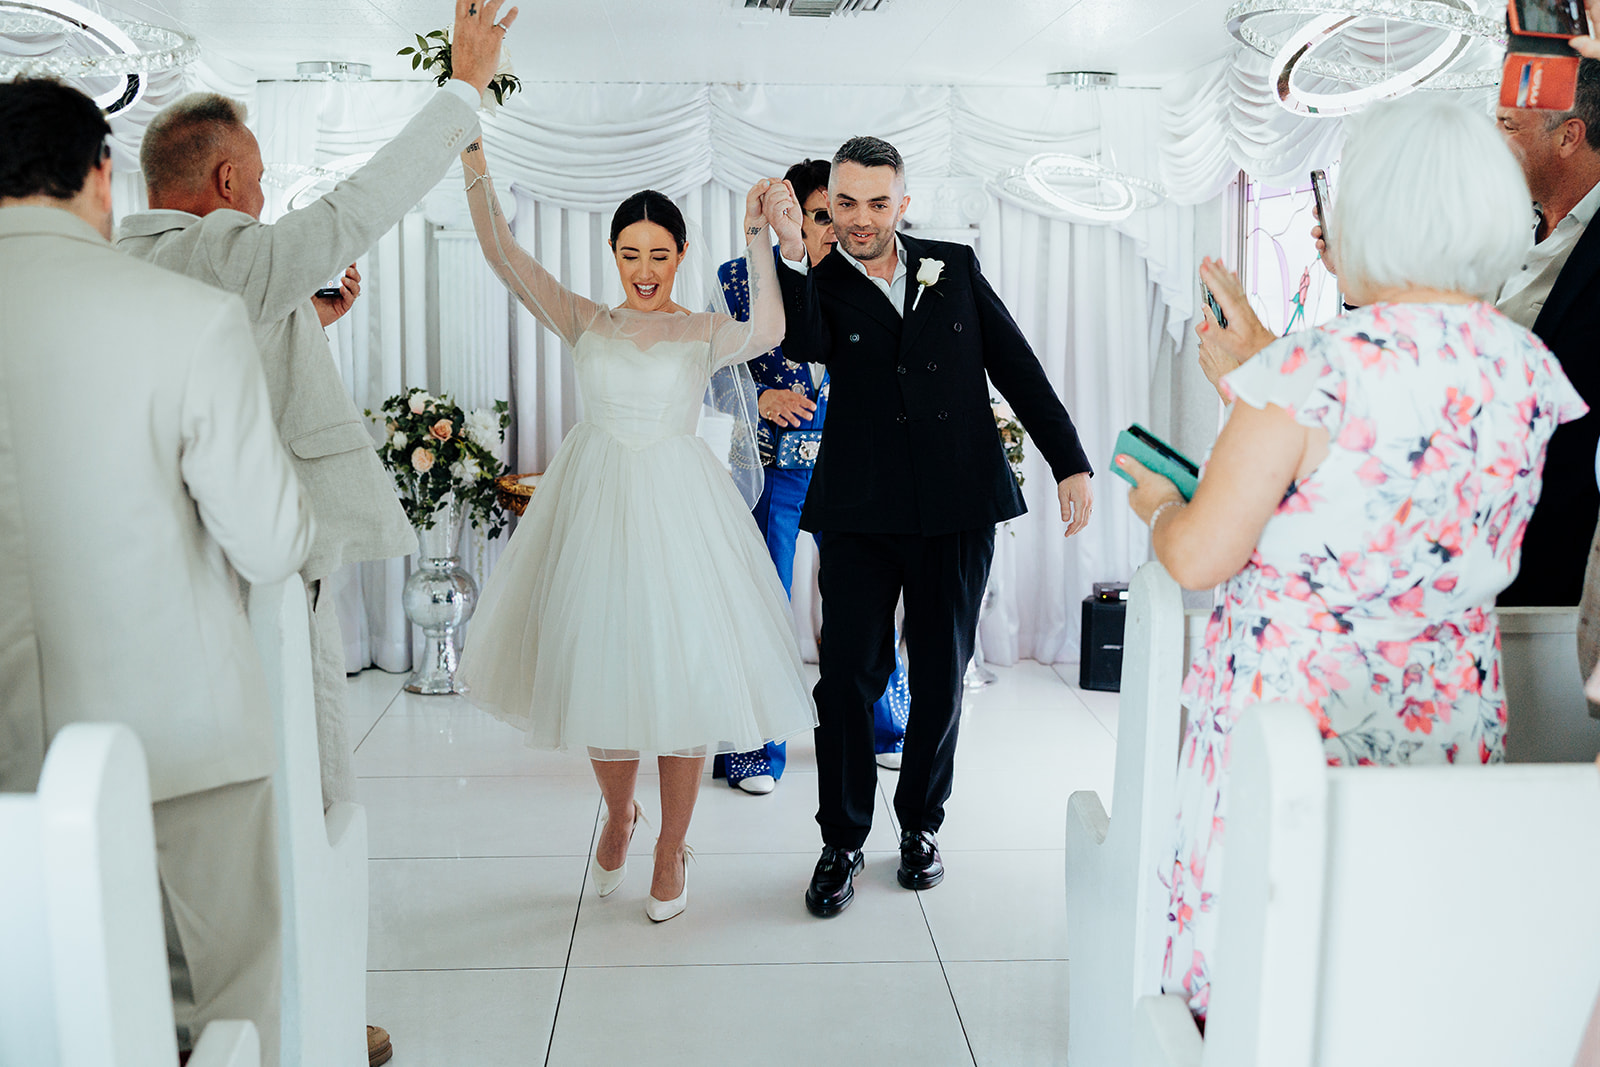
left=1118, top=95, right=1587, bottom=1022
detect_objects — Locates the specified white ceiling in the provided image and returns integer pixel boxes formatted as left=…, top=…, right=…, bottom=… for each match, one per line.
left=97, top=0, right=1235, bottom=87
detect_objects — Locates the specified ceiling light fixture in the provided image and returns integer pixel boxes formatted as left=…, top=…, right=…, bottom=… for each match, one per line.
left=1045, top=71, right=1118, bottom=89
left=273, top=152, right=375, bottom=211
left=1225, top=0, right=1504, bottom=113
left=989, top=154, right=1165, bottom=225
left=0, top=0, right=198, bottom=114
left=738, top=0, right=889, bottom=16
left=294, top=60, right=372, bottom=82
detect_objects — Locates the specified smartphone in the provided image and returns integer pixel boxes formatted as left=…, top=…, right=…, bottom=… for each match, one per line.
left=1310, top=169, right=1332, bottom=253
left=1113, top=423, right=1201, bottom=501
left=1201, top=282, right=1228, bottom=330
left=1500, top=52, right=1582, bottom=109
left=314, top=287, right=342, bottom=299
left=1508, top=0, right=1589, bottom=38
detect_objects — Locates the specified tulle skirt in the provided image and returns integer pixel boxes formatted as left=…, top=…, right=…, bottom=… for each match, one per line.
left=458, top=422, right=818, bottom=757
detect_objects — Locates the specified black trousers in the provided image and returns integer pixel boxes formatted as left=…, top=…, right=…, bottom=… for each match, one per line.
left=812, top=527, right=995, bottom=850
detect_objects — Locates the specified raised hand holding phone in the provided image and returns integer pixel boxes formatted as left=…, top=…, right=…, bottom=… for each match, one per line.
left=1195, top=257, right=1278, bottom=395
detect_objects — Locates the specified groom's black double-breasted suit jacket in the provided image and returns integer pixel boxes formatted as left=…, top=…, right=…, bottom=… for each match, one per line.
left=775, top=231, right=1092, bottom=851
left=782, top=233, right=1092, bottom=535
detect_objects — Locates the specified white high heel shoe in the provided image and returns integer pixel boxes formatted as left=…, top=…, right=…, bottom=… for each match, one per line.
left=591, top=801, right=647, bottom=898
left=645, top=844, right=692, bottom=923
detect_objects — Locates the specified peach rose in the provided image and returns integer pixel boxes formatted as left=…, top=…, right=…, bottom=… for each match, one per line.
left=429, top=418, right=454, bottom=442
left=411, top=447, right=435, bottom=473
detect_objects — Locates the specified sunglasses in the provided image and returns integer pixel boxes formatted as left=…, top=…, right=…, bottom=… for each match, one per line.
left=803, top=207, right=831, bottom=226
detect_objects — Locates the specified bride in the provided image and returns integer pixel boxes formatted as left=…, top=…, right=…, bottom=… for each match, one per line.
left=455, top=139, right=816, bottom=922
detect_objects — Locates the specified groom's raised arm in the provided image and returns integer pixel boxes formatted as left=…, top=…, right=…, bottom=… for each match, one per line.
left=775, top=257, right=836, bottom=364
left=970, top=246, right=1093, bottom=482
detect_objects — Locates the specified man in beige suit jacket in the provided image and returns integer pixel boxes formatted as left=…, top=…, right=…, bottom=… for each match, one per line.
left=0, top=80, right=315, bottom=1066
left=117, top=0, right=518, bottom=821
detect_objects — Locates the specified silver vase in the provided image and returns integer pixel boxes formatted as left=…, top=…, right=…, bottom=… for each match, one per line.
left=402, top=497, right=478, bottom=695
left=964, top=574, right=998, bottom=690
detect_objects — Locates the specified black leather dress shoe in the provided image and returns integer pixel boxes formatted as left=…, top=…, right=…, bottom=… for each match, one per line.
left=897, top=829, right=944, bottom=890
left=805, top=845, right=865, bottom=917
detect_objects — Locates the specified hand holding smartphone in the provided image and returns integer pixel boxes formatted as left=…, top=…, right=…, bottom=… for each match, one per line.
left=1113, top=424, right=1201, bottom=501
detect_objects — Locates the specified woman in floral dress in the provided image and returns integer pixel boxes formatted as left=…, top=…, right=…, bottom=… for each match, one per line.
left=1118, top=96, right=1587, bottom=1021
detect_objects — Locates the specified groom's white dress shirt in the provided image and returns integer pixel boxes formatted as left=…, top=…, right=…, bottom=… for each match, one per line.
left=784, top=236, right=910, bottom=315
left=0, top=204, right=313, bottom=800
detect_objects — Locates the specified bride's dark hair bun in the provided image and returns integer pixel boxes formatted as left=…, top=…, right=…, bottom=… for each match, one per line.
left=610, top=190, right=687, bottom=252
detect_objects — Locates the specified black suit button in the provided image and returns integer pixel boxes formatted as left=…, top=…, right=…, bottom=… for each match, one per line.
left=896, top=414, right=907, bottom=424
left=953, top=322, right=963, bottom=333
left=926, top=362, right=938, bottom=372
left=849, top=333, right=861, bottom=343
left=896, top=365, right=907, bottom=375
left=937, top=411, right=949, bottom=421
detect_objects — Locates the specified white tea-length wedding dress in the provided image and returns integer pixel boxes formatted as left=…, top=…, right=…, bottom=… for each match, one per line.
left=456, top=176, right=816, bottom=757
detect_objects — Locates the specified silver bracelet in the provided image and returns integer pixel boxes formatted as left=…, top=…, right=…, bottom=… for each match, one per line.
left=1148, top=499, right=1185, bottom=531
left=464, top=171, right=492, bottom=194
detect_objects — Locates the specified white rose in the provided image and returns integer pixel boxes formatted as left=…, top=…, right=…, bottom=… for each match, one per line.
left=917, top=258, right=944, bottom=288
left=391, top=431, right=407, bottom=449
left=481, top=46, right=516, bottom=113
left=407, top=392, right=429, bottom=415
left=450, top=457, right=482, bottom=482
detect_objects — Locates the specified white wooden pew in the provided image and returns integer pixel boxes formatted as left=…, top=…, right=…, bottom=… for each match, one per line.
left=1065, top=562, right=1187, bottom=1067
left=0, top=723, right=259, bottom=1067
left=1134, top=702, right=1600, bottom=1067
left=248, top=579, right=368, bottom=1067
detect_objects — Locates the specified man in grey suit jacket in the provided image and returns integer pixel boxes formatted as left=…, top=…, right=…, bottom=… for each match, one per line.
left=117, top=0, right=518, bottom=822
left=1, top=79, right=314, bottom=1066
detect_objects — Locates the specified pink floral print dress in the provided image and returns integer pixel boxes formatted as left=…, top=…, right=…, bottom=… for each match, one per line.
left=1160, top=302, right=1586, bottom=1019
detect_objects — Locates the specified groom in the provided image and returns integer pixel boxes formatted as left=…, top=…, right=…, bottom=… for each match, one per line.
left=768, top=136, right=1094, bottom=917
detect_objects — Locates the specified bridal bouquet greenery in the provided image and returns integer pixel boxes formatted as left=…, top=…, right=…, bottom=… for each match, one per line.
left=367, top=389, right=513, bottom=537
left=398, top=28, right=521, bottom=107
left=992, top=397, right=1026, bottom=488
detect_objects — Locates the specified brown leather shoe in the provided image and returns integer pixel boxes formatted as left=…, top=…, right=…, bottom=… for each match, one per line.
left=368, top=1025, right=393, bottom=1067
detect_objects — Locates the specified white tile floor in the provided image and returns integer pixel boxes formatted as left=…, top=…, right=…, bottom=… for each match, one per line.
left=350, top=659, right=1118, bottom=1067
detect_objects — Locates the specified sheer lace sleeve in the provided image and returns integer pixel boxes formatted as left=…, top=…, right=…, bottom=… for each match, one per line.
left=708, top=230, right=785, bottom=370
left=463, top=146, right=601, bottom=348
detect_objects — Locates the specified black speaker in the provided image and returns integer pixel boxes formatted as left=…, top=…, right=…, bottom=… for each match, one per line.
left=1079, top=594, right=1127, bottom=692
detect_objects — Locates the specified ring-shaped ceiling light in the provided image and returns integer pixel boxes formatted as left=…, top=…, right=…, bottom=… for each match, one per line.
left=277, top=153, right=376, bottom=211
left=989, top=154, right=1165, bottom=225
left=1225, top=0, right=1504, bottom=97
left=0, top=1, right=199, bottom=114
left=1268, top=8, right=1473, bottom=115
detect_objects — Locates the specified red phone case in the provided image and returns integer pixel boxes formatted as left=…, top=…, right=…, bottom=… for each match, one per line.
left=1500, top=52, right=1581, bottom=111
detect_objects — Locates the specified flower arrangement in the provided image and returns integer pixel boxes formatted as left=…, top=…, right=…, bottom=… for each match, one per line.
left=398, top=28, right=521, bottom=108
left=992, top=397, right=1026, bottom=488
left=366, top=389, right=513, bottom=537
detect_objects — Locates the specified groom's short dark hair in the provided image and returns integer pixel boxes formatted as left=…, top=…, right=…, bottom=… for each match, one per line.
left=833, top=136, right=904, bottom=178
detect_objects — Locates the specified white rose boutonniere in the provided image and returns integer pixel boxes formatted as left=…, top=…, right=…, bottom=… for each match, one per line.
left=913, top=257, right=944, bottom=311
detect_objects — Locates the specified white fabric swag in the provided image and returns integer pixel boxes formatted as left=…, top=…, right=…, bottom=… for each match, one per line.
left=102, top=79, right=1215, bottom=673
left=1160, top=30, right=1499, bottom=201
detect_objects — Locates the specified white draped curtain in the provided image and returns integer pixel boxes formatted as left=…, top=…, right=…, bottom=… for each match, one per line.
left=98, top=79, right=1221, bottom=670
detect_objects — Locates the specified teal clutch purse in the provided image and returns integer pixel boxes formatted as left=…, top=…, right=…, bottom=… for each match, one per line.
left=1112, top=423, right=1200, bottom=501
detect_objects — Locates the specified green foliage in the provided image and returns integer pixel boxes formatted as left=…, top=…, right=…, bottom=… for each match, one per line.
left=992, top=396, right=1027, bottom=489
left=397, top=27, right=520, bottom=103
left=364, top=389, right=514, bottom=538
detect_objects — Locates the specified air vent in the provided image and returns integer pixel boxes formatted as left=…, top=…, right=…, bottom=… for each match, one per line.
left=741, top=0, right=889, bottom=16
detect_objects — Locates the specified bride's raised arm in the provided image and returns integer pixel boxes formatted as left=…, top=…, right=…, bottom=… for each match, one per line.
left=709, top=179, right=787, bottom=369
left=461, top=139, right=601, bottom=348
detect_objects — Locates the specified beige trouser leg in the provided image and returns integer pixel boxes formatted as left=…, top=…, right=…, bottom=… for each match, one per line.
left=1578, top=519, right=1600, bottom=719
left=307, top=578, right=353, bottom=809
left=154, top=776, right=281, bottom=1067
